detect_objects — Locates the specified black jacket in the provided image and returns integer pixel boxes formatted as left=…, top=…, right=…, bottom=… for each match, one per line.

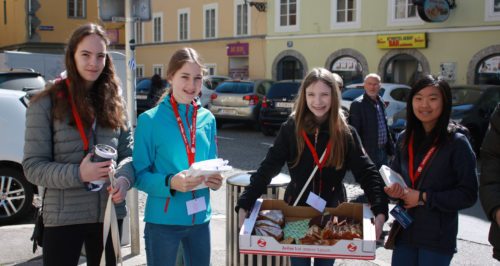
left=479, top=103, right=500, bottom=261
left=349, top=94, right=395, bottom=158
left=391, top=131, right=478, bottom=255
left=236, top=117, right=389, bottom=218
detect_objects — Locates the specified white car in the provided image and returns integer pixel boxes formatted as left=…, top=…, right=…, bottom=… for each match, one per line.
left=0, top=89, right=36, bottom=224
left=341, top=83, right=411, bottom=125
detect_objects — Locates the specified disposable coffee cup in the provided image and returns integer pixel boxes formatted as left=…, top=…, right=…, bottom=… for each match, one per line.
left=87, top=144, right=117, bottom=191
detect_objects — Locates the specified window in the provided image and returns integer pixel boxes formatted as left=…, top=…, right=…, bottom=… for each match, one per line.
left=136, top=65, right=144, bottom=79
left=235, top=0, right=249, bottom=36
left=389, top=87, right=410, bottom=102
left=68, top=0, right=85, bottom=18
left=204, top=4, right=217, bottom=39
left=275, top=0, right=300, bottom=32
left=153, top=13, right=163, bottom=43
left=476, top=54, right=500, bottom=85
left=153, top=65, right=163, bottom=77
left=485, top=0, right=500, bottom=21
left=331, top=0, right=361, bottom=29
left=135, top=22, right=144, bottom=44
left=387, top=0, right=422, bottom=26
left=331, top=56, right=363, bottom=85
left=205, top=64, right=216, bottom=76
left=178, top=8, right=190, bottom=41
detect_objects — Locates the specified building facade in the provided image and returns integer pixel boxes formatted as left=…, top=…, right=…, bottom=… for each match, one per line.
left=266, top=0, right=500, bottom=85
left=134, top=0, right=268, bottom=80
left=0, top=0, right=124, bottom=53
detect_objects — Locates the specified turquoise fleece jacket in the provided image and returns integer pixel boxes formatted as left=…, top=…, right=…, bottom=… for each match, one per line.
left=133, top=94, right=217, bottom=225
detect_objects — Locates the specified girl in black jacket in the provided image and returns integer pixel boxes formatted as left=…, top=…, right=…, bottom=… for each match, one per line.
left=236, top=67, right=388, bottom=266
left=385, top=75, right=478, bottom=266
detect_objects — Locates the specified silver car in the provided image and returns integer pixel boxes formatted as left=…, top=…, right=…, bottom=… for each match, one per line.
left=208, top=79, right=274, bottom=128
left=342, top=83, right=411, bottom=125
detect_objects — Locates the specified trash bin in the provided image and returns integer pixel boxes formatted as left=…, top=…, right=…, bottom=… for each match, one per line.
left=226, top=172, right=291, bottom=266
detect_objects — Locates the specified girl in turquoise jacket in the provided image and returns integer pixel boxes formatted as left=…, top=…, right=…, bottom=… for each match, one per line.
left=133, top=48, right=222, bottom=266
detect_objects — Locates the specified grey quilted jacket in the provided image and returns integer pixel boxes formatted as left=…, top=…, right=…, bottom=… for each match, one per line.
left=22, top=95, right=135, bottom=227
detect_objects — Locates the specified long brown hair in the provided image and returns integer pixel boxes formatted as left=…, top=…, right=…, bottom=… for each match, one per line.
left=32, top=23, right=126, bottom=130
left=292, top=67, right=351, bottom=169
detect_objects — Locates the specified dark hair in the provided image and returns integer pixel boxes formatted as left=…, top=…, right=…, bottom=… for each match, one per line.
left=404, top=75, right=452, bottom=152
left=150, top=74, right=163, bottom=89
left=32, top=23, right=126, bottom=129
left=292, top=67, right=350, bottom=169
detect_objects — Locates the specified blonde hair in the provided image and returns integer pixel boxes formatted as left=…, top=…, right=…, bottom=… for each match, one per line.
left=292, top=67, right=351, bottom=169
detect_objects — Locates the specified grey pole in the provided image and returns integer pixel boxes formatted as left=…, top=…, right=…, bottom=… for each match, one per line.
left=124, top=0, right=140, bottom=256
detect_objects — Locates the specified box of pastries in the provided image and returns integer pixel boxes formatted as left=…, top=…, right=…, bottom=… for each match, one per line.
left=239, top=199, right=376, bottom=260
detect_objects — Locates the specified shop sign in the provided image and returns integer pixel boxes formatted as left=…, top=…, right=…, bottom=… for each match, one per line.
left=227, top=43, right=249, bottom=56
left=415, top=0, right=452, bottom=23
left=376, top=33, right=426, bottom=49
left=439, top=62, right=456, bottom=81
left=39, top=25, right=54, bottom=31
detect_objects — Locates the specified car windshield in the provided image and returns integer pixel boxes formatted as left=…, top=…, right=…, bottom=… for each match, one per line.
left=215, top=82, right=253, bottom=94
left=451, top=88, right=483, bottom=106
left=0, top=75, right=45, bottom=91
left=267, top=82, right=300, bottom=98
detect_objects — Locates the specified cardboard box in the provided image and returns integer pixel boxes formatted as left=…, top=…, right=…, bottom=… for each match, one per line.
left=239, top=199, right=376, bottom=260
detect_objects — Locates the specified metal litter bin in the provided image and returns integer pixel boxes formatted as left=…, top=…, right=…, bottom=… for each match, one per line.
left=226, top=172, right=291, bottom=266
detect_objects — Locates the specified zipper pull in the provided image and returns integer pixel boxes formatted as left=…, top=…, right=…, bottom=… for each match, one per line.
left=314, top=127, right=319, bottom=147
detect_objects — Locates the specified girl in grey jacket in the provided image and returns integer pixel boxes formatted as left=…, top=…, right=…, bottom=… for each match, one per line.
left=22, top=23, right=134, bottom=266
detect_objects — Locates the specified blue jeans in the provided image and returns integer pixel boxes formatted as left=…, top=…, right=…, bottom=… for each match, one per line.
left=392, top=243, right=453, bottom=266
left=144, top=222, right=211, bottom=266
left=290, top=257, right=335, bottom=266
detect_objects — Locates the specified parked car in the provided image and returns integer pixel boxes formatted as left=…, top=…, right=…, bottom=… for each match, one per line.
left=208, top=79, right=274, bottom=129
left=0, top=68, right=46, bottom=97
left=0, top=89, right=36, bottom=224
left=451, top=85, right=500, bottom=153
left=135, top=77, right=168, bottom=115
left=259, top=80, right=301, bottom=136
left=204, top=75, right=230, bottom=90
left=390, top=84, right=500, bottom=154
left=342, top=83, right=411, bottom=125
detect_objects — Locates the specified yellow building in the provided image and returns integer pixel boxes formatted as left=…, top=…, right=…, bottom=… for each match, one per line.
left=0, top=0, right=124, bottom=53
left=265, top=0, right=500, bottom=85
left=134, top=0, right=268, bottom=79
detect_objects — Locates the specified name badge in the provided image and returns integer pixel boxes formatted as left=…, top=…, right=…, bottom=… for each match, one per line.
left=390, top=204, right=413, bottom=229
left=186, top=196, right=207, bottom=215
left=306, top=192, right=326, bottom=213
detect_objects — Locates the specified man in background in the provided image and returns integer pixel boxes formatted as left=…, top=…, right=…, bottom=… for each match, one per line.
left=348, top=73, right=394, bottom=169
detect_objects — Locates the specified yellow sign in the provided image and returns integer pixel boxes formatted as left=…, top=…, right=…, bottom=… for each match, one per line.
left=377, top=33, right=427, bottom=49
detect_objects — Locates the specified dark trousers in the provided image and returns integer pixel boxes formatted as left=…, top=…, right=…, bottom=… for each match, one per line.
left=43, top=220, right=123, bottom=266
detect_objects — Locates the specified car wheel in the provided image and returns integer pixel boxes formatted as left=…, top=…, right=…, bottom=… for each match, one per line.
left=0, top=167, right=34, bottom=224
left=261, top=126, right=276, bottom=136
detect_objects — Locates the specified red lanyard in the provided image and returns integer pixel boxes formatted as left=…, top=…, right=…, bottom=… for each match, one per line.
left=301, top=129, right=332, bottom=195
left=170, top=95, right=197, bottom=166
left=170, top=94, right=199, bottom=223
left=408, top=134, right=437, bottom=188
left=65, top=79, right=90, bottom=153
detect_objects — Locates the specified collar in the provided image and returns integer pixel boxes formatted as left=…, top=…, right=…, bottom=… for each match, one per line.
left=363, top=93, right=382, bottom=105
